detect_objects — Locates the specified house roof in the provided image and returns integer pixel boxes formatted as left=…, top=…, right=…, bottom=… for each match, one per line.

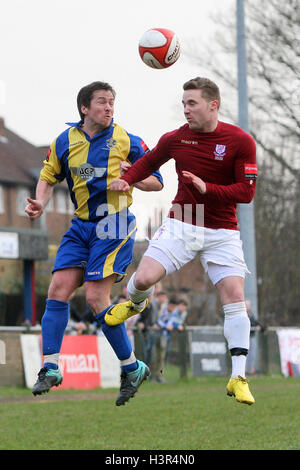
left=0, top=117, right=48, bottom=186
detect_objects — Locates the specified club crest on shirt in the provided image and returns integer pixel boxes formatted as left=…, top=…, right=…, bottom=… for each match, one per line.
left=214, top=144, right=226, bottom=160
left=102, top=138, right=118, bottom=150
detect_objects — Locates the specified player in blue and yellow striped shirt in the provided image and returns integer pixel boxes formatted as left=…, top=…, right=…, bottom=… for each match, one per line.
left=25, top=81, right=163, bottom=404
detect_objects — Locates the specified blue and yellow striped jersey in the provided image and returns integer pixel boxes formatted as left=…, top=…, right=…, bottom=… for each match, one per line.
left=40, top=120, right=163, bottom=221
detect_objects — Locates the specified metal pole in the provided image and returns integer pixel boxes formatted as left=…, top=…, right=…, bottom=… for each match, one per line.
left=236, top=0, right=259, bottom=319
left=23, top=260, right=32, bottom=324
left=23, top=260, right=36, bottom=325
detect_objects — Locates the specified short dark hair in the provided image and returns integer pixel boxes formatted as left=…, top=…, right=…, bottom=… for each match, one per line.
left=157, top=291, right=167, bottom=297
left=183, top=77, right=221, bottom=108
left=77, top=81, right=116, bottom=121
left=168, top=297, right=179, bottom=305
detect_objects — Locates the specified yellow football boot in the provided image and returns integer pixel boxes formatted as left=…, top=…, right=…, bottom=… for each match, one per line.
left=105, top=299, right=149, bottom=326
left=226, top=375, right=255, bottom=405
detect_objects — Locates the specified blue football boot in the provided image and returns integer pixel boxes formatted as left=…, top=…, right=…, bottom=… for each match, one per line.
left=32, top=367, right=63, bottom=396
left=116, top=360, right=150, bottom=406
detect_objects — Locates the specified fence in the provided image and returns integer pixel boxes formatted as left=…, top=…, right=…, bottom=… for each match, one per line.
left=133, top=326, right=283, bottom=378
left=0, top=326, right=297, bottom=387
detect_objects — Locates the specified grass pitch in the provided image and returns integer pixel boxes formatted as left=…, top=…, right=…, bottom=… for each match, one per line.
left=0, top=369, right=300, bottom=450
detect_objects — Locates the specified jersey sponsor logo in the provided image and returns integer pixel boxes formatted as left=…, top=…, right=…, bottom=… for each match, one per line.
left=69, top=140, right=84, bottom=147
left=181, top=139, right=198, bottom=145
left=244, top=163, right=258, bottom=179
left=70, top=163, right=106, bottom=181
left=214, top=144, right=226, bottom=160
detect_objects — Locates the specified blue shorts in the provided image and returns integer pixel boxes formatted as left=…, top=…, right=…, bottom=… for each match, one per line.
left=53, top=212, right=137, bottom=283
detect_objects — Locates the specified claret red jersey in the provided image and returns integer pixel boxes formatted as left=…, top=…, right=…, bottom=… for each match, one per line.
left=121, top=121, right=257, bottom=230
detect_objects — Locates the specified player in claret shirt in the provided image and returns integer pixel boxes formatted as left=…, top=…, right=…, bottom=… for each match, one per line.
left=109, top=77, right=258, bottom=405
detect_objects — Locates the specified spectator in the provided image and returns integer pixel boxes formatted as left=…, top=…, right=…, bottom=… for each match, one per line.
left=151, top=290, right=168, bottom=324
left=245, top=300, right=265, bottom=375
left=136, top=296, right=156, bottom=364
left=67, top=292, right=88, bottom=335
left=164, top=298, right=189, bottom=364
left=67, top=293, right=98, bottom=335
left=138, top=290, right=169, bottom=367
left=151, top=298, right=183, bottom=382
left=173, top=299, right=189, bottom=326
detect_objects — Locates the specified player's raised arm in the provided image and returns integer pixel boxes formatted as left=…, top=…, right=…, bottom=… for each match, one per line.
left=109, top=134, right=171, bottom=192
left=25, top=178, right=54, bottom=220
left=117, top=161, right=163, bottom=192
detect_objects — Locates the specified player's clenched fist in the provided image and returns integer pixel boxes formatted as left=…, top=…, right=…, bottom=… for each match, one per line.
left=120, top=161, right=132, bottom=176
left=109, top=179, right=130, bottom=192
left=25, top=197, right=44, bottom=220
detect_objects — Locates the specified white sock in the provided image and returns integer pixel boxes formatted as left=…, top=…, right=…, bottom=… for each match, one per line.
left=223, top=302, right=250, bottom=378
left=127, top=273, right=154, bottom=311
left=43, top=353, right=59, bottom=366
left=120, top=351, right=137, bottom=367
left=231, top=355, right=247, bottom=378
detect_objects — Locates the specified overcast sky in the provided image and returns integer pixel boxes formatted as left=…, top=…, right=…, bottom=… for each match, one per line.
left=0, top=0, right=235, bottom=238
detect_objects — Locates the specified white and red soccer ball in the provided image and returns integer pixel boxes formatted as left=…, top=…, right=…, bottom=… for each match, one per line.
left=138, top=28, right=180, bottom=69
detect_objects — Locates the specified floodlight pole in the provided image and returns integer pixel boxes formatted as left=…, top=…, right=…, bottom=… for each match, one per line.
left=236, top=0, right=259, bottom=319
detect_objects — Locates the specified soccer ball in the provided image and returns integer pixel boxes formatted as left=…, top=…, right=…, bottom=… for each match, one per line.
left=138, top=28, right=180, bottom=69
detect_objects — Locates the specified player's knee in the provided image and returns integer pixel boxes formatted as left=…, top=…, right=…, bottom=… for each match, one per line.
left=134, top=271, right=155, bottom=290
left=48, top=282, right=69, bottom=302
left=226, top=291, right=244, bottom=304
left=217, top=279, right=244, bottom=305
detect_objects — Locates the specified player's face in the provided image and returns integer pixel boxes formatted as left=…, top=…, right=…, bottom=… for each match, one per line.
left=82, top=90, right=115, bottom=129
left=182, top=89, right=218, bottom=132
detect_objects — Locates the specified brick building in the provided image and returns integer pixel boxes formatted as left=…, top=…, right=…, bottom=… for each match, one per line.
left=0, top=117, right=72, bottom=245
left=0, top=118, right=72, bottom=324
left=0, top=118, right=220, bottom=326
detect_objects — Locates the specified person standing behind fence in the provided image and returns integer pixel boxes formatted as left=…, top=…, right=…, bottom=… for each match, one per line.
left=151, top=298, right=183, bottom=382
left=66, top=292, right=88, bottom=335
left=245, top=300, right=265, bottom=375
left=164, top=298, right=189, bottom=365
left=142, top=290, right=168, bottom=367
left=173, top=299, right=189, bottom=327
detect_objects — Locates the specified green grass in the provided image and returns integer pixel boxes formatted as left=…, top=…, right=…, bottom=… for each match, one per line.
left=0, top=368, right=300, bottom=450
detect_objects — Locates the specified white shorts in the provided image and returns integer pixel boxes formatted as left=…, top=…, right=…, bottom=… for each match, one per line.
left=144, top=218, right=249, bottom=285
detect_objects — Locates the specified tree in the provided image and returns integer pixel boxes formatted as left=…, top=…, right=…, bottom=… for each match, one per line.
left=183, top=0, right=300, bottom=325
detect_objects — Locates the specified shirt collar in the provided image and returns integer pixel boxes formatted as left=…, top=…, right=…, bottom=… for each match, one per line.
left=66, top=120, right=84, bottom=129
left=66, top=119, right=114, bottom=140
